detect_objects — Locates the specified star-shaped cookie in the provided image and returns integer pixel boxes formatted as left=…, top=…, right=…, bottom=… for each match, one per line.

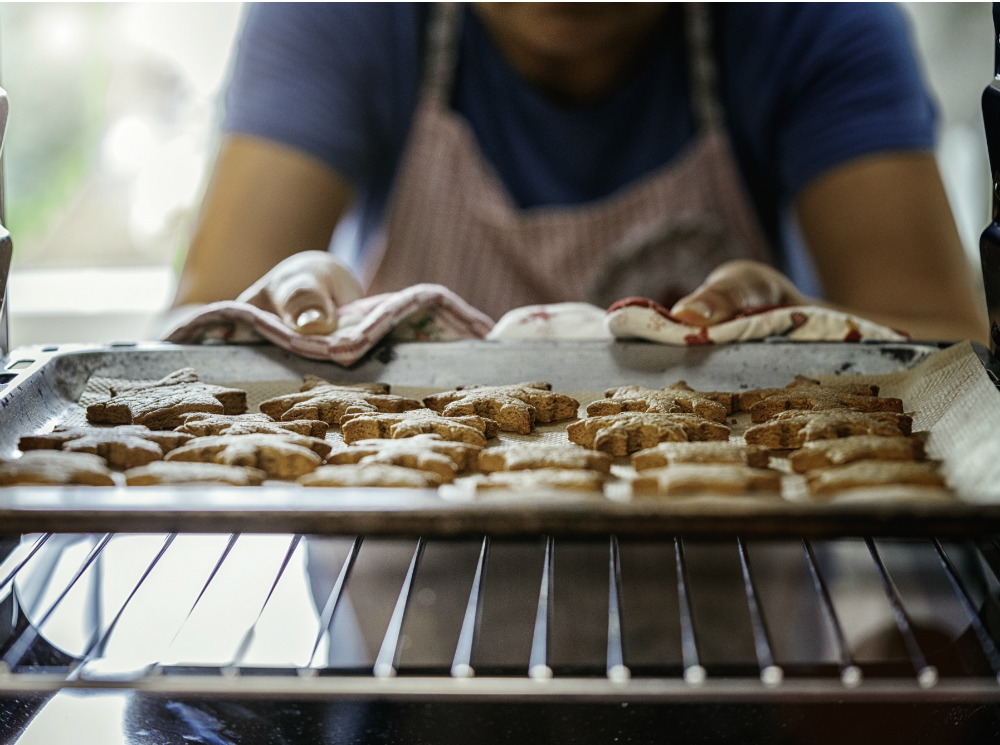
left=328, top=434, right=482, bottom=482
left=0, top=451, right=115, bottom=486
left=341, top=409, right=499, bottom=446
left=467, top=468, right=607, bottom=493
left=744, top=410, right=912, bottom=449
left=259, top=376, right=422, bottom=425
left=86, top=368, right=247, bottom=429
left=298, top=464, right=443, bottom=488
left=124, top=461, right=266, bottom=486
left=631, top=442, right=770, bottom=471
left=164, top=433, right=331, bottom=480
left=424, top=383, right=579, bottom=434
left=737, top=375, right=881, bottom=410
left=478, top=444, right=612, bottom=473
left=18, top=425, right=194, bottom=470
left=738, top=376, right=900, bottom=422
left=174, top=412, right=328, bottom=439
left=567, top=413, right=730, bottom=457
left=804, top=461, right=945, bottom=496
left=788, top=435, right=925, bottom=473
left=632, top=464, right=781, bottom=496
left=587, top=382, right=730, bottom=422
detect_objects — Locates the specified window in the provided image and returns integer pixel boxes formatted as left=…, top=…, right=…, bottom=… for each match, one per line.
left=3, top=3, right=243, bottom=347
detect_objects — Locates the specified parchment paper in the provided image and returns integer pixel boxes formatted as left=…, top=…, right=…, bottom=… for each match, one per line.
left=814, top=341, right=1000, bottom=501
left=57, top=341, right=1000, bottom=505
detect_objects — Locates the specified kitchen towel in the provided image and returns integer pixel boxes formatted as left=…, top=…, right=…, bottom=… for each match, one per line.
left=163, top=284, right=494, bottom=365
left=164, top=287, right=909, bottom=365
left=604, top=297, right=910, bottom=345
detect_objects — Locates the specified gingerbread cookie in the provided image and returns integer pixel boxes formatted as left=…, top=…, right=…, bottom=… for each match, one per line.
left=175, top=412, right=329, bottom=439
left=632, top=464, right=781, bottom=496
left=737, top=375, right=880, bottom=410
left=298, top=463, right=443, bottom=488
left=632, top=442, right=770, bottom=471
left=164, top=433, right=329, bottom=480
left=478, top=444, right=612, bottom=473
left=567, top=413, right=730, bottom=458
left=0, top=451, right=115, bottom=486
left=125, top=461, right=266, bottom=486
left=789, top=436, right=926, bottom=473
left=259, top=376, right=422, bottom=425
left=341, top=409, right=498, bottom=446
left=744, top=410, right=912, bottom=449
left=804, top=460, right=946, bottom=496
left=739, top=376, right=900, bottom=422
left=467, top=468, right=606, bottom=493
left=329, top=434, right=482, bottom=482
left=86, top=368, right=247, bottom=429
left=423, top=383, right=579, bottom=435
left=18, top=425, right=193, bottom=470
left=587, top=382, right=730, bottom=423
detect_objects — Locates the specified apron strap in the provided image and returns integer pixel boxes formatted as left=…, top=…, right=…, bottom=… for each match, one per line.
left=422, top=3, right=463, bottom=106
left=685, top=3, right=724, bottom=133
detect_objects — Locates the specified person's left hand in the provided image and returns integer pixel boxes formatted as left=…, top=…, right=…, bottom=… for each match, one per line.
left=669, top=260, right=809, bottom=326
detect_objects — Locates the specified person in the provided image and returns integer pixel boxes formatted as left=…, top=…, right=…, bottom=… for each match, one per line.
left=172, top=3, right=987, bottom=344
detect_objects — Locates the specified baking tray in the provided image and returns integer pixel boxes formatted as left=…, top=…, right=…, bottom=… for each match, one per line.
left=1, top=338, right=999, bottom=538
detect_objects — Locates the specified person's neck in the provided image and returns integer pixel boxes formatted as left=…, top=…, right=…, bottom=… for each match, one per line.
left=475, top=9, right=667, bottom=106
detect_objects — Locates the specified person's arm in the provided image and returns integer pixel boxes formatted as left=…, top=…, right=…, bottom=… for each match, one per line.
left=797, top=151, right=986, bottom=341
left=172, top=135, right=363, bottom=334
left=671, top=152, right=988, bottom=343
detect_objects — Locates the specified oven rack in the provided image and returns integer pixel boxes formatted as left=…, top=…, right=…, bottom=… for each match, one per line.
left=0, top=532, right=998, bottom=702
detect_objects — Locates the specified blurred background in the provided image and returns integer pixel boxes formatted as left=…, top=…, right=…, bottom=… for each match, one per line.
left=0, top=2, right=994, bottom=348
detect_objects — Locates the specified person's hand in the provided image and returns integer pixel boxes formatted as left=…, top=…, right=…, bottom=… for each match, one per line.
left=669, top=260, right=809, bottom=326
left=236, top=251, right=364, bottom=335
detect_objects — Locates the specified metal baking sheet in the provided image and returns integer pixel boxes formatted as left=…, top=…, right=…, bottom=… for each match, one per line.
left=1, top=338, right=999, bottom=537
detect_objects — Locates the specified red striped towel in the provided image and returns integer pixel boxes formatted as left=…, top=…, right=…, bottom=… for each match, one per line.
left=163, top=284, right=495, bottom=365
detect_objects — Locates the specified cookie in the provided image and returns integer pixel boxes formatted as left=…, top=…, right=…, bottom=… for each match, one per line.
left=175, top=412, right=328, bottom=439
left=0, top=451, right=115, bottom=486
left=739, top=376, right=900, bottom=423
left=423, top=383, right=579, bottom=435
left=341, top=409, right=498, bottom=446
left=18, top=425, right=193, bottom=470
left=567, top=413, right=730, bottom=457
left=478, top=444, right=612, bottom=473
left=297, top=464, right=443, bottom=488
left=467, top=468, right=606, bottom=493
left=789, top=436, right=926, bottom=473
left=259, top=376, right=422, bottom=425
left=587, top=382, right=730, bottom=422
left=804, top=461, right=946, bottom=496
left=164, top=433, right=329, bottom=480
left=744, top=410, right=912, bottom=449
left=631, top=442, right=770, bottom=471
left=124, top=461, right=266, bottom=486
left=632, top=464, right=781, bottom=496
left=737, top=375, right=880, bottom=411
left=86, top=368, right=247, bottom=429
left=328, top=434, right=483, bottom=482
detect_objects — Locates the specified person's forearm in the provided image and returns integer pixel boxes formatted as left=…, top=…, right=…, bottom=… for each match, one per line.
left=796, top=152, right=988, bottom=346
left=174, top=135, right=353, bottom=308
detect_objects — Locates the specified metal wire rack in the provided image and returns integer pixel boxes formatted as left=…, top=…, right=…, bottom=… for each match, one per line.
left=0, top=532, right=997, bottom=703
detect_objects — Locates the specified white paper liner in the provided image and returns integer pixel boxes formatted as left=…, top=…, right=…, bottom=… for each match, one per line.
left=25, top=342, right=1000, bottom=507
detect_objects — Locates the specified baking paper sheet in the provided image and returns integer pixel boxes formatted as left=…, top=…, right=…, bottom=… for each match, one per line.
left=815, top=341, right=1000, bottom=502
left=52, top=341, right=999, bottom=506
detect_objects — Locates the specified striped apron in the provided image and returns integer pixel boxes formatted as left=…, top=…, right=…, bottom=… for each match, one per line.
left=364, top=3, right=773, bottom=321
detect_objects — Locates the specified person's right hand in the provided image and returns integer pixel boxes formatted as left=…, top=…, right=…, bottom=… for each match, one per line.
left=236, top=251, right=364, bottom=335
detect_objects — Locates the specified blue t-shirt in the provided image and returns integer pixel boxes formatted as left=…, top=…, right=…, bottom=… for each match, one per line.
left=223, top=3, right=936, bottom=293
